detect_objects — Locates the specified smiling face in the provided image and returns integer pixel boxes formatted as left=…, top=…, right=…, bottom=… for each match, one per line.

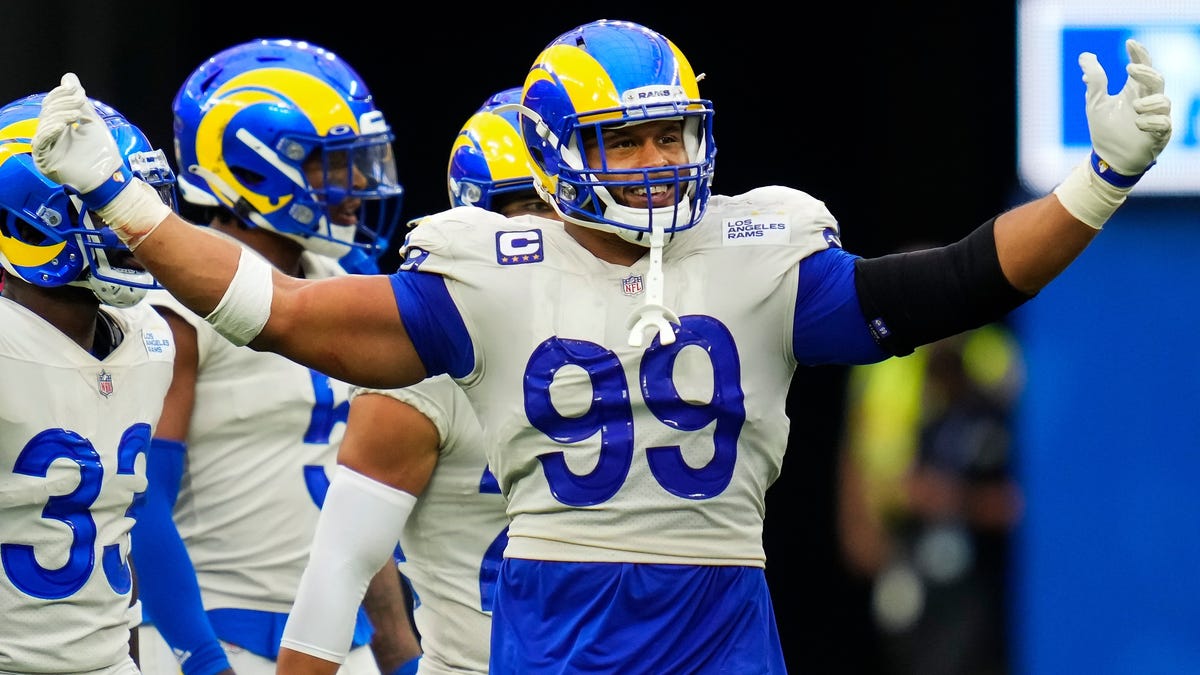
left=582, top=119, right=689, bottom=210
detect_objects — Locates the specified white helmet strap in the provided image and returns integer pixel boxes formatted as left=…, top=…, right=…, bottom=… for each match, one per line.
left=625, top=222, right=678, bottom=347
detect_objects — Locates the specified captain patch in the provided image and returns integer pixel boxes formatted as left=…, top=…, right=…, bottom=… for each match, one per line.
left=722, top=215, right=789, bottom=245
left=496, top=229, right=544, bottom=265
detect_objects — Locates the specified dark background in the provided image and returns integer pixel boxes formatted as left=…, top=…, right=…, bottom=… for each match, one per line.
left=3, top=3, right=1020, bottom=672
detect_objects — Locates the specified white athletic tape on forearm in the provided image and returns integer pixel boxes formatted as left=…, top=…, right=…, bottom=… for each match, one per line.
left=1053, top=159, right=1132, bottom=231
left=94, top=179, right=172, bottom=251
left=204, top=248, right=274, bottom=346
left=280, top=466, right=416, bottom=664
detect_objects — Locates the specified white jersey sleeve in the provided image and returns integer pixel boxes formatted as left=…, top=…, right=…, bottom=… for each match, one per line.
left=0, top=299, right=174, bottom=673
left=399, top=187, right=837, bottom=567
left=357, top=376, right=506, bottom=675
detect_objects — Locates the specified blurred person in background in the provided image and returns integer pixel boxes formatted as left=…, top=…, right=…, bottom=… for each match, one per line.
left=838, top=320, right=1025, bottom=675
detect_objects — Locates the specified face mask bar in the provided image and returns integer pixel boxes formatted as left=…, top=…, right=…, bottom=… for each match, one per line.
left=75, top=148, right=177, bottom=292
left=554, top=102, right=714, bottom=235
left=256, top=129, right=405, bottom=261
left=312, top=135, right=404, bottom=259
left=452, top=175, right=536, bottom=211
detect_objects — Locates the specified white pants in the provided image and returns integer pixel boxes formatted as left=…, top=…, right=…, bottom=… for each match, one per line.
left=137, top=625, right=380, bottom=675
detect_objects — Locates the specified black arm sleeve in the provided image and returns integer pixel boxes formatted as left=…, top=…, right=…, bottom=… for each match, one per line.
left=853, top=217, right=1034, bottom=357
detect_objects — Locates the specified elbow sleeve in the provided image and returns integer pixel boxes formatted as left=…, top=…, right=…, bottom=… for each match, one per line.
left=281, top=466, right=416, bottom=664
left=854, top=218, right=1033, bottom=356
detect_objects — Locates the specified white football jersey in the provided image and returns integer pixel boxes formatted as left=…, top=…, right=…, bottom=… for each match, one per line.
left=357, top=376, right=506, bottom=675
left=145, top=248, right=352, bottom=613
left=0, top=298, right=174, bottom=673
left=399, top=187, right=838, bottom=567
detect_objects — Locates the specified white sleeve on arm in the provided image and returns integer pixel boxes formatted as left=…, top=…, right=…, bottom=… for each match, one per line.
left=281, top=465, right=417, bottom=663
left=203, top=247, right=274, bottom=346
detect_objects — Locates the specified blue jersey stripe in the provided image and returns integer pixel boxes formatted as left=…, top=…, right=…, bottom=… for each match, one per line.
left=389, top=270, right=474, bottom=378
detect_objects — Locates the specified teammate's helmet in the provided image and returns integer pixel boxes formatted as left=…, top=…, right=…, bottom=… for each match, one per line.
left=447, top=87, right=537, bottom=211
left=520, top=19, right=715, bottom=245
left=0, top=94, right=175, bottom=307
left=173, top=38, right=403, bottom=261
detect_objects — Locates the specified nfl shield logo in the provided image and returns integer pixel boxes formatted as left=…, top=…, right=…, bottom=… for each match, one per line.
left=97, top=370, right=114, bottom=398
left=622, top=274, right=644, bottom=297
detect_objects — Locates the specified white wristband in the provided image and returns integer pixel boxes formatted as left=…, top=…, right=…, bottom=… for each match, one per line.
left=95, top=179, right=171, bottom=250
left=1052, top=158, right=1133, bottom=231
left=204, top=248, right=274, bottom=346
left=281, top=466, right=416, bottom=664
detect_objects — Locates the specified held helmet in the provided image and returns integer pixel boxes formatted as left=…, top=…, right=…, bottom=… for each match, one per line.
left=519, top=19, right=715, bottom=246
left=0, top=94, right=175, bottom=307
left=172, top=38, right=404, bottom=261
left=447, top=87, right=537, bottom=211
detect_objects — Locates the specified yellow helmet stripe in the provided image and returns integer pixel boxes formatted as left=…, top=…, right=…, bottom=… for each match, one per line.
left=461, top=112, right=530, bottom=182
left=216, top=68, right=359, bottom=134
left=533, top=44, right=624, bottom=124
left=0, top=120, right=68, bottom=267
left=194, top=68, right=359, bottom=216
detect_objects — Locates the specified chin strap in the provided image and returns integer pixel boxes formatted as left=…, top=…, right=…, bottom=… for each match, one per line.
left=625, top=222, right=678, bottom=347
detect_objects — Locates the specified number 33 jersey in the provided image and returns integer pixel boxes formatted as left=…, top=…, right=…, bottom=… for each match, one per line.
left=394, top=186, right=856, bottom=567
left=0, top=299, right=174, bottom=673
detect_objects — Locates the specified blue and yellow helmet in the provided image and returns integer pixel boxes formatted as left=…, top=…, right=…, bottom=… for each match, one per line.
left=0, top=93, right=175, bottom=307
left=172, top=38, right=403, bottom=261
left=520, top=20, right=716, bottom=244
left=447, top=87, right=537, bottom=211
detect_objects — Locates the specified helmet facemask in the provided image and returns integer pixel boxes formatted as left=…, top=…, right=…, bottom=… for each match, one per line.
left=69, top=189, right=170, bottom=308
left=301, top=134, right=404, bottom=259
left=71, top=146, right=175, bottom=307
left=531, top=102, right=714, bottom=247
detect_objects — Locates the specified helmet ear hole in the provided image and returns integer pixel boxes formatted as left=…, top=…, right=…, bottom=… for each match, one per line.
left=231, top=166, right=267, bottom=189
left=6, top=214, right=43, bottom=244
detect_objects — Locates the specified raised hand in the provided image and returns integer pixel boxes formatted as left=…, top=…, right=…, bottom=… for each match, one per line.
left=32, top=72, right=171, bottom=249
left=32, top=73, right=129, bottom=203
left=1080, top=39, right=1172, bottom=186
left=1054, top=39, right=1173, bottom=230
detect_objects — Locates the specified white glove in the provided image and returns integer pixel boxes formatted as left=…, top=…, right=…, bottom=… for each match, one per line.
left=32, top=72, right=170, bottom=249
left=1054, top=40, right=1172, bottom=229
left=1081, top=38, right=1172, bottom=185
left=33, top=73, right=129, bottom=202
